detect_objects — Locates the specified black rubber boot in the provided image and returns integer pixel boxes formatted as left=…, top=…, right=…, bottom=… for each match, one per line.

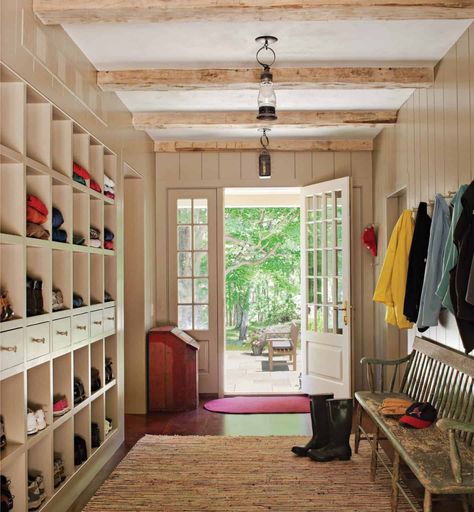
left=33, top=280, right=44, bottom=315
left=291, top=393, right=334, bottom=456
left=307, top=398, right=353, bottom=462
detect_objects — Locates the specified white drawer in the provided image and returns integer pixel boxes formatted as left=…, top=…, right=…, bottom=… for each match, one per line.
left=103, top=307, right=115, bottom=333
left=72, top=313, right=89, bottom=343
left=0, top=328, right=24, bottom=371
left=26, top=322, right=50, bottom=361
left=52, top=317, right=71, bottom=351
left=90, top=310, right=103, bottom=337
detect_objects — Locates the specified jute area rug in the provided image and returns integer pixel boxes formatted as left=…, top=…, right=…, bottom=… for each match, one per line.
left=84, top=435, right=415, bottom=511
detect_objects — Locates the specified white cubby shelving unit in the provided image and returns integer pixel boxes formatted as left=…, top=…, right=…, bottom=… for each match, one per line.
left=0, top=64, right=120, bottom=512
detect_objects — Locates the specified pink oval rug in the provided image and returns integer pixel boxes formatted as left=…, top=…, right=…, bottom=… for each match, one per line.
left=203, top=395, right=310, bottom=414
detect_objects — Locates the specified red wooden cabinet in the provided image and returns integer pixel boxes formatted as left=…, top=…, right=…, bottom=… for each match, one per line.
left=147, top=326, right=199, bottom=412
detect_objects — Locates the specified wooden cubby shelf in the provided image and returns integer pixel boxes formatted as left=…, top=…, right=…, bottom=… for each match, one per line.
left=0, top=64, right=120, bottom=512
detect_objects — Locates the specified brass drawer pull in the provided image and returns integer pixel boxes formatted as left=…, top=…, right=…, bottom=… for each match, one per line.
left=56, top=330, right=68, bottom=336
left=1, top=345, right=17, bottom=352
left=106, top=317, right=114, bottom=321
left=31, top=337, right=46, bottom=344
left=93, top=321, right=102, bottom=325
left=77, top=325, right=87, bottom=331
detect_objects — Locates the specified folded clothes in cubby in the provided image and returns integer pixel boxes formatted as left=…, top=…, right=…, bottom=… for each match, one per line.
left=27, top=206, right=47, bottom=225
left=104, top=174, right=115, bottom=189
left=104, top=228, right=114, bottom=241
left=27, top=194, right=48, bottom=217
left=73, top=173, right=87, bottom=186
left=104, top=191, right=115, bottom=200
left=73, top=233, right=85, bottom=245
left=73, top=163, right=90, bottom=181
left=52, top=207, right=64, bottom=229
left=90, top=179, right=102, bottom=193
left=104, top=240, right=114, bottom=250
left=73, top=293, right=84, bottom=308
left=90, top=227, right=101, bottom=240
left=27, top=222, right=50, bottom=240
left=53, top=229, right=67, bottom=243
left=89, top=239, right=101, bottom=248
left=52, top=289, right=65, bottom=311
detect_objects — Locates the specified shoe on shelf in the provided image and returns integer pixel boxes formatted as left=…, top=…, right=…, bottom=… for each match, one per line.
left=104, top=417, right=112, bottom=437
left=28, top=472, right=45, bottom=503
left=1, top=475, right=14, bottom=511
left=74, top=435, right=87, bottom=466
left=53, top=396, right=70, bottom=417
left=73, top=378, right=86, bottom=405
left=0, top=416, right=6, bottom=449
left=53, top=454, right=66, bottom=489
left=27, top=409, right=38, bottom=436
left=91, top=422, right=101, bottom=448
left=27, top=479, right=42, bottom=511
left=34, top=409, right=46, bottom=431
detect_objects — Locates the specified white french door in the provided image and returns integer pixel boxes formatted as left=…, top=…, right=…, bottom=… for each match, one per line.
left=168, top=189, right=218, bottom=393
left=300, top=177, right=352, bottom=398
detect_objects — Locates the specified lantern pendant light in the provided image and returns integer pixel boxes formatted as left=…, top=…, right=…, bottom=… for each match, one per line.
left=255, top=36, right=278, bottom=121
left=258, top=128, right=271, bottom=179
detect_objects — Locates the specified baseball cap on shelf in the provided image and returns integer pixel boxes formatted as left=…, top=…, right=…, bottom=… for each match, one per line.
left=399, top=402, right=437, bottom=429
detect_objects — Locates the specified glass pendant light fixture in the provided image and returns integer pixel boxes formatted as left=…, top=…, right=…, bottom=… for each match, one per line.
left=255, top=35, right=278, bottom=121
left=258, top=128, right=271, bottom=179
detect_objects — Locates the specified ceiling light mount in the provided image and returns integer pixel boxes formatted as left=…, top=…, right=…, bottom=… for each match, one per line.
left=255, top=35, right=278, bottom=121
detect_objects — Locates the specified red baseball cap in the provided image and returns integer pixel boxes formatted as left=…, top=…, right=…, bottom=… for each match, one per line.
left=399, top=402, right=437, bottom=429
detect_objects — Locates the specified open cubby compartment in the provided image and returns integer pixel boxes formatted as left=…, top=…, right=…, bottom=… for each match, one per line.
left=26, top=167, right=52, bottom=238
left=1, top=450, right=26, bottom=512
left=105, top=387, right=118, bottom=435
left=73, top=345, right=90, bottom=403
left=0, top=242, right=25, bottom=322
left=73, top=406, right=90, bottom=466
left=90, top=197, right=104, bottom=247
left=0, top=68, right=26, bottom=154
left=28, top=432, right=53, bottom=502
left=104, top=204, right=116, bottom=251
left=0, top=372, right=25, bottom=460
left=52, top=250, right=72, bottom=312
left=53, top=418, right=74, bottom=488
left=90, top=339, right=104, bottom=395
left=73, top=252, right=89, bottom=308
left=1, top=155, right=25, bottom=236
left=26, top=246, right=51, bottom=315
left=104, top=335, right=117, bottom=384
left=27, top=361, right=51, bottom=427
left=52, top=180, right=72, bottom=244
left=90, top=254, right=104, bottom=306
left=73, top=190, right=89, bottom=246
left=72, top=126, right=90, bottom=184
left=52, top=109, right=73, bottom=177
left=52, top=353, right=72, bottom=420
left=103, top=152, right=117, bottom=182
left=89, top=140, right=104, bottom=191
left=104, top=254, right=116, bottom=302
left=90, top=393, right=105, bottom=452
left=26, top=87, right=52, bottom=168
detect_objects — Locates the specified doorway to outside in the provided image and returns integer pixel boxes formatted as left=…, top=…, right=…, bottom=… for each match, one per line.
left=224, top=188, right=301, bottom=394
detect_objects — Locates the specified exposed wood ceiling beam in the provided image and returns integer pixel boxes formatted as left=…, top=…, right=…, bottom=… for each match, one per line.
left=133, top=111, right=397, bottom=130
left=98, top=67, right=433, bottom=91
left=154, top=139, right=373, bottom=152
left=33, top=1, right=474, bottom=24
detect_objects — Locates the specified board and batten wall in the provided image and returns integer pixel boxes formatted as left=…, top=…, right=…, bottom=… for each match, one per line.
left=373, top=23, right=474, bottom=357
left=156, top=150, right=375, bottom=395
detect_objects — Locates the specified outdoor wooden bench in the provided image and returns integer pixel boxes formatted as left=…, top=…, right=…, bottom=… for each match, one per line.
left=354, top=336, right=474, bottom=512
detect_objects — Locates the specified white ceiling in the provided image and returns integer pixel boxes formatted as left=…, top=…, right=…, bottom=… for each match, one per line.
left=63, top=19, right=472, bottom=141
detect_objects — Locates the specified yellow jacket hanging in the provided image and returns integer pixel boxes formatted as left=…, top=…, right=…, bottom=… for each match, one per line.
left=373, top=210, right=414, bottom=329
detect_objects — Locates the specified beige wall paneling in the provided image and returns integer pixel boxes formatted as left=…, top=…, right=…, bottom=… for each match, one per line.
left=373, top=24, right=474, bottom=355
left=156, top=150, right=375, bottom=394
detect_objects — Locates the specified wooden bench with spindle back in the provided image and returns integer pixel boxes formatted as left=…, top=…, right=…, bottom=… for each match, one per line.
left=354, top=336, right=474, bottom=512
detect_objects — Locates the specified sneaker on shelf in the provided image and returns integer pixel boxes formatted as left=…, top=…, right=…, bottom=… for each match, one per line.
left=27, top=479, right=41, bottom=511
left=1, top=475, right=14, bottom=511
left=27, top=409, right=38, bottom=436
left=91, top=422, right=101, bottom=448
left=0, top=416, right=6, bottom=449
left=53, top=396, right=70, bottom=417
left=53, top=455, right=66, bottom=488
left=104, top=417, right=112, bottom=437
left=28, top=472, right=45, bottom=504
left=34, top=409, right=46, bottom=431
left=73, top=378, right=86, bottom=405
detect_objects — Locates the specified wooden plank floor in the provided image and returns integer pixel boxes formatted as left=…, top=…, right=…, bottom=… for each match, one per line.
left=68, top=403, right=470, bottom=511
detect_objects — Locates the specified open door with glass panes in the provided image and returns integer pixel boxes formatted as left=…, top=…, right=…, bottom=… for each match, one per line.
left=168, top=189, right=218, bottom=393
left=300, top=177, right=351, bottom=397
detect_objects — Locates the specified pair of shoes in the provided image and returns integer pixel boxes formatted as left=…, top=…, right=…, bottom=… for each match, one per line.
left=73, top=378, right=86, bottom=405
left=28, top=471, right=45, bottom=510
left=0, top=416, right=6, bottom=450
left=105, top=358, right=114, bottom=384
left=0, top=290, right=15, bottom=323
left=74, top=435, right=87, bottom=466
left=53, top=396, right=70, bottom=417
left=27, top=408, right=46, bottom=436
left=91, top=422, right=101, bottom=448
left=91, top=367, right=101, bottom=393
left=26, top=277, right=44, bottom=317
left=1, top=475, right=14, bottom=511
left=104, top=417, right=113, bottom=437
left=53, top=455, right=66, bottom=488
left=291, top=395, right=353, bottom=462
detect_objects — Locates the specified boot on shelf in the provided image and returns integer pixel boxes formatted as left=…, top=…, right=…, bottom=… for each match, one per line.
left=291, top=393, right=334, bottom=456
left=308, top=398, right=353, bottom=462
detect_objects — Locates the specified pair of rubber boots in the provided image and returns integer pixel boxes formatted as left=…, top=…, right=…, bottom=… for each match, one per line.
left=292, top=394, right=353, bottom=462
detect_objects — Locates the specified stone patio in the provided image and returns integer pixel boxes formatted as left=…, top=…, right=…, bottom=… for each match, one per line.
left=224, top=349, right=302, bottom=394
